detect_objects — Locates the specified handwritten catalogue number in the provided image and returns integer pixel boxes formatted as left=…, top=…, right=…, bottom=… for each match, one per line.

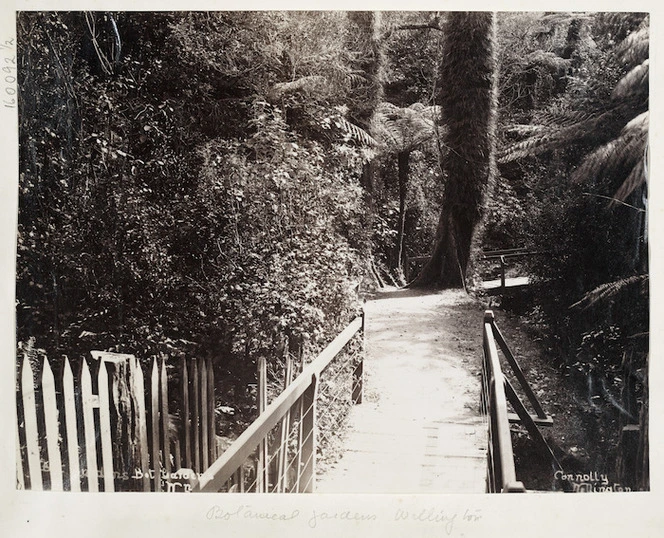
left=1, top=38, right=16, bottom=109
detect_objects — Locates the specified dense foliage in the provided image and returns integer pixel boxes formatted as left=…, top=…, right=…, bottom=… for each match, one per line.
left=17, top=12, right=372, bottom=403
left=17, top=11, right=649, bottom=485
left=493, top=12, right=649, bottom=487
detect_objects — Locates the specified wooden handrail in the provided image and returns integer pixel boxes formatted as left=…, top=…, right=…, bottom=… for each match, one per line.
left=483, top=311, right=526, bottom=493
left=194, top=316, right=363, bottom=492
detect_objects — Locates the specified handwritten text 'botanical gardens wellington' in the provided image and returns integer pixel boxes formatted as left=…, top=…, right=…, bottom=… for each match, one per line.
left=206, top=505, right=483, bottom=534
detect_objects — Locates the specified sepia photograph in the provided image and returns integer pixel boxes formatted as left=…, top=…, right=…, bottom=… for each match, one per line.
left=11, top=6, right=651, bottom=504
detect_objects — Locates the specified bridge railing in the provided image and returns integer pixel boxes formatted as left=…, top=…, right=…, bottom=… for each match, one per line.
left=192, top=311, right=365, bottom=493
left=481, top=310, right=561, bottom=493
left=481, top=311, right=526, bottom=493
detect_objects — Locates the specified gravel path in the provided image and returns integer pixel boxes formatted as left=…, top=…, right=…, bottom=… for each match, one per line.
left=316, top=287, right=488, bottom=493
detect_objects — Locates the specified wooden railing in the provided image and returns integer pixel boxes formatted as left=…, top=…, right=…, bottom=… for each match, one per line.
left=405, top=248, right=544, bottom=290
left=482, top=248, right=542, bottom=291
left=193, top=311, right=365, bottom=493
left=481, top=310, right=560, bottom=493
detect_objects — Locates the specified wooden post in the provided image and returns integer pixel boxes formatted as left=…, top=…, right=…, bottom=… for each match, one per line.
left=97, top=361, right=114, bottom=492
left=192, top=359, right=200, bottom=473
left=20, top=357, right=42, bottom=490
left=257, top=357, right=267, bottom=492
left=353, top=309, right=365, bottom=405
left=130, top=357, right=150, bottom=491
left=181, top=357, right=191, bottom=470
left=80, top=359, right=99, bottom=492
left=159, top=357, right=171, bottom=477
left=150, top=358, right=162, bottom=491
left=207, top=358, right=215, bottom=463
left=200, top=359, right=209, bottom=471
left=278, top=349, right=293, bottom=492
left=500, top=255, right=506, bottom=290
left=42, top=357, right=64, bottom=491
left=299, top=374, right=318, bottom=493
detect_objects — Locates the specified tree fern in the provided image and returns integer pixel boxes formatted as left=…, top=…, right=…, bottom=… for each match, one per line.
left=570, top=274, right=648, bottom=310
left=571, top=111, right=648, bottom=188
left=612, top=59, right=649, bottom=100
left=616, top=26, right=649, bottom=65
left=334, top=115, right=379, bottom=147
left=371, top=102, right=441, bottom=153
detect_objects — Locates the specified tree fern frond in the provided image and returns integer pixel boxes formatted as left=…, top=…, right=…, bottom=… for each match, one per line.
left=571, top=114, right=647, bottom=183
left=612, top=59, right=649, bottom=100
left=570, top=274, right=648, bottom=310
left=504, top=124, right=546, bottom=136
left=346, top=72, right=369, bottom=88
left=616, top=27, right=649, bottom=66
left=572, top=111, right=647, bottom=183
left=498, top=134, right=553, bottom=162
left=267, top=75, right=326, bottom=101
left=500, top=106, right=635, bottom=163
left=370, top=101, right=439, bottom=152
left=335, top=116, right=379, bottom=146
left=612, top=156, right=646, bottom=203
left=622, top=110, right=649, bottom=135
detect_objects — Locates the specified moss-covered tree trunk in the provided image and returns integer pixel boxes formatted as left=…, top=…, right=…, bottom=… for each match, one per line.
left=346, top=11, right=384, bottom=196
left=411, top=12, right=498, bottom=288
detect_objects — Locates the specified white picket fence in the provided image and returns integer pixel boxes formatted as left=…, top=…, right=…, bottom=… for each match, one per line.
left=16, top=347, right=216, bottom=492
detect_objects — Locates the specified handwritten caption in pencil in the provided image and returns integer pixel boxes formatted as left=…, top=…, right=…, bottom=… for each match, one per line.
left=205, top=505, right=482, bottom=535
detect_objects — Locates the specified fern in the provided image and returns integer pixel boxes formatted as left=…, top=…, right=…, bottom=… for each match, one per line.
left=612, top=59, right=649, bottom=100
left=572, top=112, right=647, bottom=183
left=572, top=111, right=647, bottom=197
left=616, top=26, right=649, bottom=66
left=370, top=101, right=441, bottom=153
left=570, top=274, right=648, bottom=310
left=613, top=150, right=646, bottom=204
left=335, top=116, right=379, bottom=146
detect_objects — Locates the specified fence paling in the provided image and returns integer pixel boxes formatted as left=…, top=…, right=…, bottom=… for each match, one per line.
left=159, top=357, right=171, bottom=477
left=131, top=357, right=150, bottom=491
left=192, top=359, right=200, bottom=473
left=181, top=357, right=192, bottom=470
left=80, top=359, right=99, bottom=492
left=97, top=361, right=114, bottom=492
left=42, top=358, right=64, bottom=491
left=62, top=357, right=81, bottom=492
left=20, top=357, right=42, bottom=490
left=201, top=360, right=209, bottom=471
left=150, top=358, right=162, bottom=491
left=16, top=419, right=25, bottom=490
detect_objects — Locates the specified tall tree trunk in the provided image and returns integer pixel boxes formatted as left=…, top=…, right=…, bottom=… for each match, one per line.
left=394, top=151, right=410, bottom=275
left=347, top=11, right=385, bottom=201
left=346, top=11, right=385, bottom=130
left=411, top=12, right=498, bottom=288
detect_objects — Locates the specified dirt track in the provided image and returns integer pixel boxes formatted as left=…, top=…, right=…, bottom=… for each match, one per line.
left=316, top=287, right=489, bottom=493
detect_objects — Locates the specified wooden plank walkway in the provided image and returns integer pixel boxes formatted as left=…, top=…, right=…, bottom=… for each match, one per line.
left=481, top=276, right=530, bottom=292
left=316, top=288, right=488, bottom=493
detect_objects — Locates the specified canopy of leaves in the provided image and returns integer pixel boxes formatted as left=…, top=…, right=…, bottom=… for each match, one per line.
left=17, top=12, right=372, bottom=394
